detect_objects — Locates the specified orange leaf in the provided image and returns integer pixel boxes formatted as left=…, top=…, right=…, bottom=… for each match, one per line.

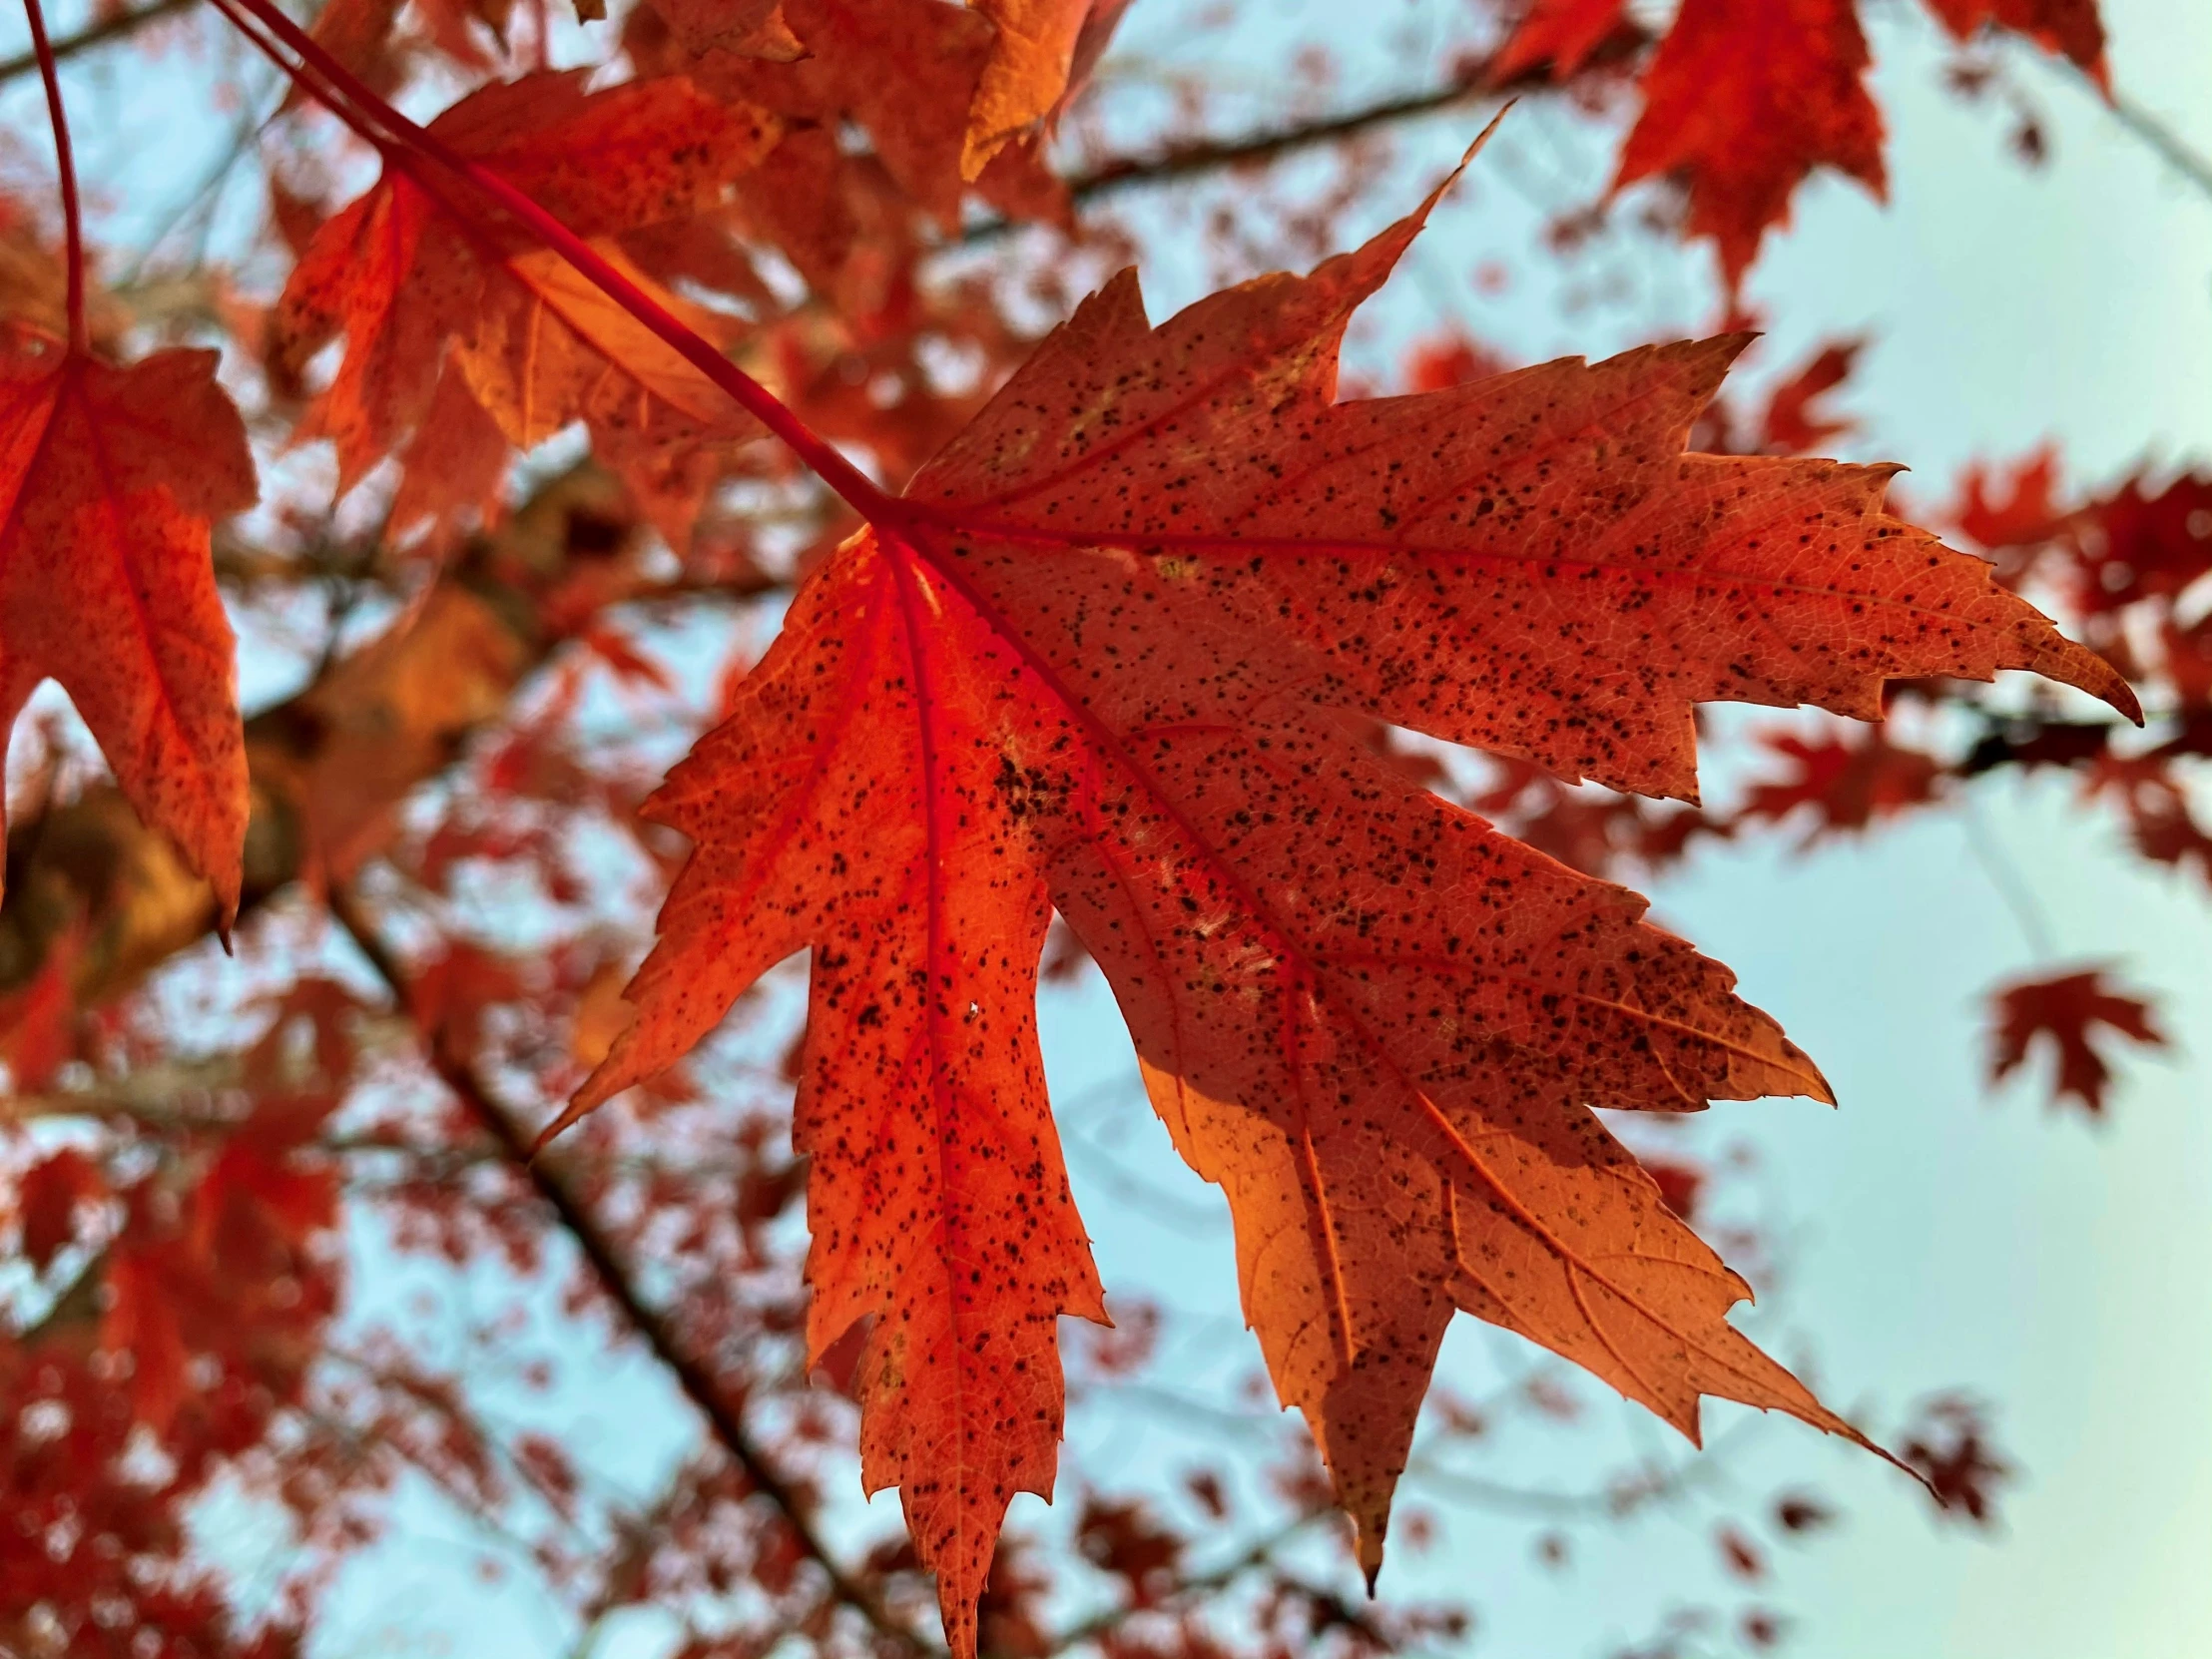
left=1616, top=0, right=1886, bottom=289
left=0, top=336, right=255, bottom=920
left=561, top=157, right=2131, bottom=1653
left=679, top=0, right=1071, bottom=232
left=962, top=0, right=1103, bottom=176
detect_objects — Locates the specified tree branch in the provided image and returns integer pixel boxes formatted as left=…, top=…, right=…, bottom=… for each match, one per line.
left=2098, top=84, right=2212, bottom=205
left=961, top=30, right=1657, bottom=245
left=1037, top=1510, right=1330, bottom=1657
left=0, top=0, right=194, bottom=86
left=325, top=883, right=940, bottom=1659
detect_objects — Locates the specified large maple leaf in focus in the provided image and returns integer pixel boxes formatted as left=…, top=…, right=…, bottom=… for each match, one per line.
left=557, top=165, right=2134, bottom=1653
left=0, top=334, right=255, bottom=919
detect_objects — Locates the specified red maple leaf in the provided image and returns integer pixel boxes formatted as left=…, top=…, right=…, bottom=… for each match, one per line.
left=1986, top=964, right=2166, bottom=1116
left=0, top=335, right=256, bottom=919
left=1615, top=0, right=1886, bottom=288
left=552, top=157, right=2132, bottom=1650
left=276, top=72, right=779, bottom=544
left=1738, top=725, right=1944, bottom=842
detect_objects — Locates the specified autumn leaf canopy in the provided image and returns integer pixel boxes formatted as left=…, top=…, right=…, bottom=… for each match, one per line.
left=0, top=0, right=2167, bottom=1648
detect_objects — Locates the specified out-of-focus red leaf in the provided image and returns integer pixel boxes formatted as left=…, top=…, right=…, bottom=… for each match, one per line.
left=1615, top=0, right=1885, bottom=288
left=1900, top=1394, right=2014, bottom=1526
left=1492, top=0, right=1629, bottom=80
left=16, top=1145, right=103, bottom=1271
left=1923, top=0, right=2105, bottom=78
left=1759, top=337, right=1861, bottom=454
left=1737, top=726, right=1943, bottom=841
left=1986, top=964, right=2166, bottom=1117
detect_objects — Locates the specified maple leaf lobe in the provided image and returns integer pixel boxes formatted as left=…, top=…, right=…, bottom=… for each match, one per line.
left=0, top=338, right=256, bottom=919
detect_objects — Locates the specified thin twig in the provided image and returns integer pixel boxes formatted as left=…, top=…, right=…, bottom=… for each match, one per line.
left=1956, top=792, right=2059, bottom=959
left=0, top=0, right=193, bottom=85
left=2030, top=53, right=2212, bottom=207
left=325, top=883, right=939, bottom=1658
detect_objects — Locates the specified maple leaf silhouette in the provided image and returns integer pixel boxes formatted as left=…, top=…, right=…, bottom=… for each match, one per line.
left=555, top=153, right=2135, bottom=1653
left=1987, top=964, right=2166, bottom=1116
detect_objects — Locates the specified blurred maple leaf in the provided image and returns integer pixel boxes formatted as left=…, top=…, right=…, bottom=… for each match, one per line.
left=1986, top=963, right=2167, bottom=1116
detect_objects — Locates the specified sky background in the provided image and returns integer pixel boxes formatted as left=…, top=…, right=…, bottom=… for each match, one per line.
left=0, top=0, right=2204, bottom=1655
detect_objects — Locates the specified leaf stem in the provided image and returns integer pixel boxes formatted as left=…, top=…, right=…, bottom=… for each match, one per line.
left=22, top=0, right=86, bottom=350
left=202, top=0, right=895, bottom=522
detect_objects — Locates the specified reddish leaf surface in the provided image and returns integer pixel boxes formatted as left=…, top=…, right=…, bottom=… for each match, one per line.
left=1924, top=0, right=2106, bottom=75
left=0, top=336, right=256, bottom=919
left=276, top=73, right=779, bottom=542
left=560, top=164, right=2130, bottom=1652
left=1492, top=0, right=1630, bottom=80
left=15, top=1146, right=102, bottom=1272
left=1616, top=0, right=1886, bottom=288
left=1987, top=964, right=2165, bottom=1116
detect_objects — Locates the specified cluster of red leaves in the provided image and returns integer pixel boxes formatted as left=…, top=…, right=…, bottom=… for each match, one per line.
left=1496, top=0, right=2106, bottom=285
left=3, top=1098, right=340, bottom=1659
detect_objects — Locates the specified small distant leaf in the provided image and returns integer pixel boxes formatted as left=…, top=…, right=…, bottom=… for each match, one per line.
left=1987, top=964, right=2166, bottom=1117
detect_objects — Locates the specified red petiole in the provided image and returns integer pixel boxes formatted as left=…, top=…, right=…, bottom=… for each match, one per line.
left=22, top=0, right=87, bottom=351
left=203, top=0, right=898, bottom=523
